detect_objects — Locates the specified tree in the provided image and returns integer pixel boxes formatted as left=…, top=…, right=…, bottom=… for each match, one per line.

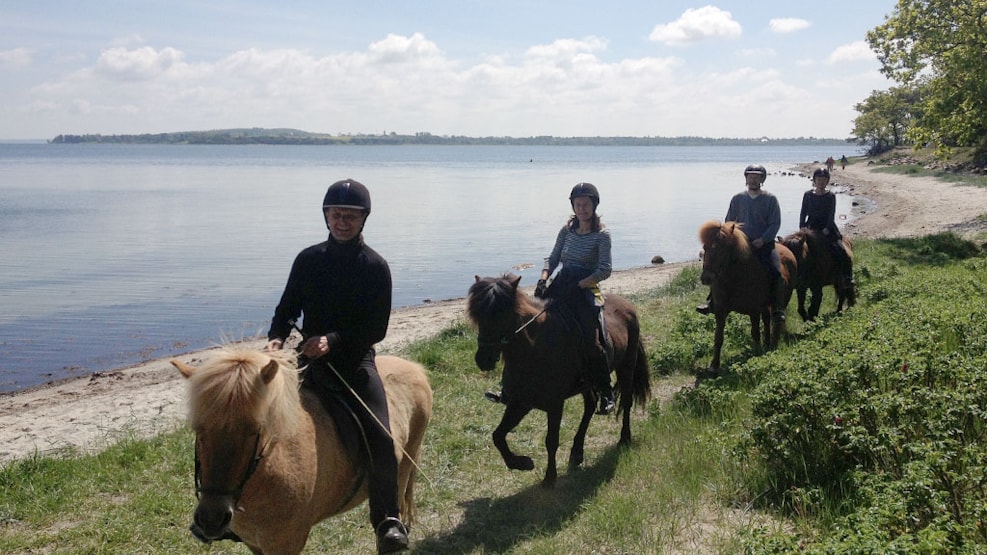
left=866, top=1, right=987, bottom=152
left=851, top=86, right=920, bottom=154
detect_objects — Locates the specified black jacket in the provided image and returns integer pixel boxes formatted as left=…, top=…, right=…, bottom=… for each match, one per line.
left=268, top=235, right=391, bottom=373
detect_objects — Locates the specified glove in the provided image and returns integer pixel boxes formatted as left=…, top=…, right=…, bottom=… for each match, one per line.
left=534, top=279, right=548, bottom=299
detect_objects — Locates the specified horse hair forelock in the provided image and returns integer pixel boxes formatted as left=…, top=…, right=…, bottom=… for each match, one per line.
left=187, top=346, right=302, bottom=437
left=467, top=274, right=523, bottom=325
left=699, top=220, right=751, bottom=257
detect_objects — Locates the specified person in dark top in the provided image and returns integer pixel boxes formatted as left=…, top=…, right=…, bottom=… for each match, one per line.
left=800, top=167, right=855, bottom=290
left=266, top=179, right=408, bottom=554
left=697, top=164, right=786, bottom=322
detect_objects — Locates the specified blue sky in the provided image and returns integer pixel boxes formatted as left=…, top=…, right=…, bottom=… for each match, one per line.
left=0, top=1, right=897, bottom=140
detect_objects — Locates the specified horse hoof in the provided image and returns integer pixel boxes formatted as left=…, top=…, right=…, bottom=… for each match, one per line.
left=568, top=452, right=584, bottom=469
left=508, top=456, right=535, bottom=471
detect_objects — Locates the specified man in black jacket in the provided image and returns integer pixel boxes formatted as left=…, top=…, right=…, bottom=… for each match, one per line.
left=266, top=179, right=408, bottom=554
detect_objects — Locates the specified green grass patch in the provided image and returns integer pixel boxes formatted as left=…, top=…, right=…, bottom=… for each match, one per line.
left=3, top=232, right=987, bottom=553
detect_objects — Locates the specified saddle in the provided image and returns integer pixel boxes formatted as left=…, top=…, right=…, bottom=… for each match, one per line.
left=299, top=362, right=372, bottom=471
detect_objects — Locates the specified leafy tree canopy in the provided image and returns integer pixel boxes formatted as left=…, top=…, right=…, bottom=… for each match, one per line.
left=866, top=1, right=987, bottom=151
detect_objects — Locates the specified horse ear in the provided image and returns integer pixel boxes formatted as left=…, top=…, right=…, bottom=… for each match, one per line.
left=475, top=275, right=481, bottom=283
left=261, top=359, right=279, bottom=384
left=171, top=359, right=196, bottom=379
left=510, top=275, right=522, bottom=289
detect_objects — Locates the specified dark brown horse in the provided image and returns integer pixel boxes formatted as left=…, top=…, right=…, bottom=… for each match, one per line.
left=781, top=228, right=856, bottom=321
left=699, top=220, right=798, bottom=371
left=467, top=274, right=651, bottom=487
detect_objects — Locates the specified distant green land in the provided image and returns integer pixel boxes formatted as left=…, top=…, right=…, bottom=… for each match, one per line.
left=48, top=128, right=849, bottom=146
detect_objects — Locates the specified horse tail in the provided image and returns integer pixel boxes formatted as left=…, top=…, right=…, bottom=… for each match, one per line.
left=614, top=319, right=651, bottom=416
left=631, top=340, right=652, bottom=408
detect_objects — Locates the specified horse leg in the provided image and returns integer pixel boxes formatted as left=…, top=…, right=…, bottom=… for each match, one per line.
left=542, top=405, right=565, bottom=487
left=808, top=285, right=823, bottom=321
left=797, top=286, right=809, bottom=321
left=710, top=313, right=726, bottom=370
left=492, top=403, right=535, bottom=472
left=749, top=314, right=762, bottom=354
left=569, top=391, right=595, bottom=469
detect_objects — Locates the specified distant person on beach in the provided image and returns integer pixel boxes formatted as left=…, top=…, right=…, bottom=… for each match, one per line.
left=265, top=179, right=410, bottom=554
left=840, top=155, right=848, bottom=170
left=486, top=182, right=616, bottom=416
left=800, top=167, right=855, bottom=289
left=826, top=156, right=836, bottom=172
left=697, top=164, right=786, bottom=322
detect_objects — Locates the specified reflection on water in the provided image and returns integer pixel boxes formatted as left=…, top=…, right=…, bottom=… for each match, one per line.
left=0, top=143, right=857, bottom=391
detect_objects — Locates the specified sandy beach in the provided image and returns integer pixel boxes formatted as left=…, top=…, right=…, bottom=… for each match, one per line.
left=2, top=160, right=986, bottom=465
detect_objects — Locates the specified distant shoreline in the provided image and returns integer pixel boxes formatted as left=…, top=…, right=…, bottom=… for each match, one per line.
left=44, top=128, right=850, bottom=146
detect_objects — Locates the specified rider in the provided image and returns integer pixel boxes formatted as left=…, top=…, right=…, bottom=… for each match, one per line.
left=697, top=164, right=786, bottom=323
left=538, top=183, right=616, bottom=416
left=800, top=167, right=855, bottom=292
left=265, top=179, right=409, bottom=555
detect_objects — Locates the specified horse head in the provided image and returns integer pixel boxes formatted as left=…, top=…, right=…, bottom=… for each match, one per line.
left=698, top=220, right=750, bottom=285
left=172, top=348, right=301, bottom=543
left=467, top=274, right=524, bottom=371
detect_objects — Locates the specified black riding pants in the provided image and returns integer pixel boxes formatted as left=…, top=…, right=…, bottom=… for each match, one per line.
left=309, top=351, right=399, bottom=527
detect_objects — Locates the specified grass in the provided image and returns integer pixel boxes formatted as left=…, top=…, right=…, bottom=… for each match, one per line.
left=3, top=187, right=987, bottom=552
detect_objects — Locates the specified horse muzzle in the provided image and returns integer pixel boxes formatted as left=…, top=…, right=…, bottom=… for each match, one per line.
left=191, top=496, right=235, bottom=543
left=474, top=348, right=500, bottom=372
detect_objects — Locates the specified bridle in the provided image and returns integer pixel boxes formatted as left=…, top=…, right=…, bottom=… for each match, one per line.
left=193, top=432, right=271, bottom=502
left=476, top=307, right=546, bottom=351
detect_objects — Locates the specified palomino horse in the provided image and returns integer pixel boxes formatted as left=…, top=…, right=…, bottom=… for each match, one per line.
left=699, top=220, right=798, bottom=371
left=467, top=274, right=651, bottom=487
left=781, top=228, right=856, bottom=321
left=171, top=347, right=432, bottom=555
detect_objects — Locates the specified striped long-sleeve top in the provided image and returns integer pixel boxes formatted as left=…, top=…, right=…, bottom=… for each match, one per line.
left=545, top=225, right=612, bottom=284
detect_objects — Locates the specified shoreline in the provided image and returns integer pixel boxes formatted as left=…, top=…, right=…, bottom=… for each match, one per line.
left=3, top=160, right=987, bottom=464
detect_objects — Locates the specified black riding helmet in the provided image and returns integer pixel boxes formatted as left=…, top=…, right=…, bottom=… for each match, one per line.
left=743, top=164, right=767, bottom=179
left=569, top=182, right=600, bottom=208
left=323, top=179, right=371, bottom=232
left=812, top=167, right=831, bottom=179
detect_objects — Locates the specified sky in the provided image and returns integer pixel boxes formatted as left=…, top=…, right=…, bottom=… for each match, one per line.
left=0, top=1, right=899, bottom=140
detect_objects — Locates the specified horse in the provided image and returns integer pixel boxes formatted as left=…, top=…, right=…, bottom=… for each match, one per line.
left=781, top=228, right=856, bottom=321
left=698, top=220, right=798, bottom=372
left=466, top=274, right=652, bottom=487
left=171, top=346, right=432, bottom=555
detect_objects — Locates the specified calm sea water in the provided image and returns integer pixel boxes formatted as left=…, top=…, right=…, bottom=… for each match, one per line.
left=0, top=143, right=859, bottom=392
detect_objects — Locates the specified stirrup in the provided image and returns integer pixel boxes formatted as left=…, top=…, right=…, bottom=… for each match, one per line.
left=484, top=390, right=504, bottom=404
left=376, top=517, right=409, bottom=554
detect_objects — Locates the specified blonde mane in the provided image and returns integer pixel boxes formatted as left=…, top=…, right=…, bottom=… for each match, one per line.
left=185, top=346, right=302, bottom=438
left=699, top=220, right=752, bottom=259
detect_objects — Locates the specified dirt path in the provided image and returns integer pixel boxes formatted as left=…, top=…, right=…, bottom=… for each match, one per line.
left=3, top=160, right=986, bottom=464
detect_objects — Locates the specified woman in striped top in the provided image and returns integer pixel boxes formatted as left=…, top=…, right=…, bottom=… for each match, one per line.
left=536, top=182, right=615, bottom=415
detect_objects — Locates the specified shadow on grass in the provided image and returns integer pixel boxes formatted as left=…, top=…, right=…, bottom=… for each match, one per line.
left=411, top=443, right=626, bottom=553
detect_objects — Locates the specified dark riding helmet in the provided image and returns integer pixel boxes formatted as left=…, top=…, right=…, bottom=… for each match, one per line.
left=569, top=182, right=600, bottom=208
left=812, top=167, right=831, bottom=179
left=743, top=164, right=767, bottom=178
left=323, top=179, right=371, bottom=215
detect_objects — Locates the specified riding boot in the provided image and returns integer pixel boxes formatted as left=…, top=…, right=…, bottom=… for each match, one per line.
left=589, top=347, right=614, bottom=415
left=696, top=294, right=714, bottom=315
left=376, top=517, right=409, bottom=554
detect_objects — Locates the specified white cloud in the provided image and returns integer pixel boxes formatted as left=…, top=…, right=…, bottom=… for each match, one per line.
left=95, top=46, right=185, bottom=81
left=649, top=6, right=742, bottom=46
left=769, top=18, right=811, bottom=33
left=0, top=47, right=34, bottom=69
left=827, top=41, right=876, bottom=64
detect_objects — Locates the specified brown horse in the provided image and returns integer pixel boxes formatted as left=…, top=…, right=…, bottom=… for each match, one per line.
left=467, top=274, right=651, bottom=487
left=699, top=220, right=798, bottom=371
left=171, top=346, right=432, bottom=555
left=781, top=228, right=856, bottom=321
